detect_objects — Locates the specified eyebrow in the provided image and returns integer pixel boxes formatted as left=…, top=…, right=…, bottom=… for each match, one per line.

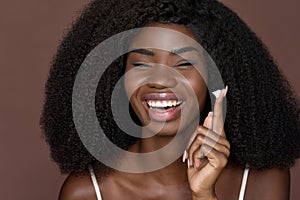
left=170, top=46, right=198, bottom=55
left=129, top=46, right=198, bottom=56
left=129, top=48, right=154, bottom=56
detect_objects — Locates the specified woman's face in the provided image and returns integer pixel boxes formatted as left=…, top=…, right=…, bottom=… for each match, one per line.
left=124, top=23, right=207, bottom=136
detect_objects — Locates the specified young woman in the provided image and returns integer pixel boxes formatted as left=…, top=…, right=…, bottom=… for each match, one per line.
left=40, top=0, right=300, bottom=199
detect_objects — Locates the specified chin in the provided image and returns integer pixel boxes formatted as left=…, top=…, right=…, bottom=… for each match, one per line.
left=142, top=116, right=197, bottom=138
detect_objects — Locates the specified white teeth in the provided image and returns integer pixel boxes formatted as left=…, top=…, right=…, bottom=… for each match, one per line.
left=147, top=100, right=182, bottom=108
left=156, top=101, right=162, bottom=107
left=172, top=101, right=177, bottom=106
left=162, top=101, right=168, bottom=107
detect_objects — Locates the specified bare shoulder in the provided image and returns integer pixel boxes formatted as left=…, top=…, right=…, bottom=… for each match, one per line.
left=59, top=171, right=97, bottom=200
left=246, top=168, right=290, bottom=200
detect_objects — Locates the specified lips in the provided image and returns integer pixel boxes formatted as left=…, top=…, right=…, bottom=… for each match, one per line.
left=142, top=93, right=184, bottom=121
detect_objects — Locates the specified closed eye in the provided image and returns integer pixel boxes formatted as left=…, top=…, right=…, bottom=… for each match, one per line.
left=132, top=62, right=150, bottom=67
left=176, top=61, right=195, bottom=68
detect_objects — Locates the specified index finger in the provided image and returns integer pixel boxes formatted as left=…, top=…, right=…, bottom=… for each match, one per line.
left=186, top=111, right=213, bottom=150
left=212, top=86, right=228, bottom=137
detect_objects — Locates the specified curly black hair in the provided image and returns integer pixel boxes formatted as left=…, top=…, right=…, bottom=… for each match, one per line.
left=40, top=0, right=300, bottom=174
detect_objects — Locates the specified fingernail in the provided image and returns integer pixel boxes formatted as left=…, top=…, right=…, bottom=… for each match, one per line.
left=223, top=85, right=228, bottom=97
left=187, top=159, right=190, bottom=168
left=197, top=126, right=202, bottom=131
left=208, top=111, right=213, bottom=117
left=182, top=150, right=188, bottom=163
left=196, top=160, right=200, bottom=168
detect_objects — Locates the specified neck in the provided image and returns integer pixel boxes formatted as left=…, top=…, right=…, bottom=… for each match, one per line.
left=147, top=159, right=188, bottom=186
left=124, top=141, right=188, bottom=185
left=139, top=133, right=175, bottom=152
left=121, top=119, right=198, bottom=185
left=125, top=127, right=195, bottom=185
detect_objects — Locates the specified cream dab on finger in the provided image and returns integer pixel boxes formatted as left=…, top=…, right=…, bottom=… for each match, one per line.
left=212, top=86, right=228, bottom=98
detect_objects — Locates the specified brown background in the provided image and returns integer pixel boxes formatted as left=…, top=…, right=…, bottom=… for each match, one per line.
left=0, top=0, right=299, bottom=199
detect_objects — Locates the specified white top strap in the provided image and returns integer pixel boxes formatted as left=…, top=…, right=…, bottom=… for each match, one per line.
left=238, top=165, right=250, bottom=200
left=88, top=165, right=103, bottom=200
left=88, top=164, right=249, bottom=200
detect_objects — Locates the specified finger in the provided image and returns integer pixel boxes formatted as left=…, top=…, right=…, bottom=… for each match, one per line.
left=203, top=111, right=213, bottom=129
left=187, top=145, right=228, bottom=191
left=193, top=152, right=207, bottom=169
left=212, top=86, right=228, bottom=137
left=187, top=133, right=204, bottom=166
left=197, top=126, right=230, bottom=149
left=191, top=134, right=230, bottom=161
left=186, top=112, right=213, bottom=150
left=187, top=131, right=230, bottom=166
left=201, top=144, right=229, bottom=170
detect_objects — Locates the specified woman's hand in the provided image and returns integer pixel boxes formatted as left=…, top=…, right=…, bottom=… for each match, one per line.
left=184, top=87, right=230, bottom=200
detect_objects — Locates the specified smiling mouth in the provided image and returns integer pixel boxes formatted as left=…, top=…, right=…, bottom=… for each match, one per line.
left=142, top=93, right=184, bottom=121
left=146, top=100, right=183, bottom=109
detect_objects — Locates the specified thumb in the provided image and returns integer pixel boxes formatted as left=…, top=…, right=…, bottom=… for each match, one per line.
left=203, top=112, right=213, bottom=129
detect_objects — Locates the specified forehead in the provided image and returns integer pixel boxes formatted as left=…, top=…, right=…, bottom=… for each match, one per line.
left=129, top=24, right=200, bottom=53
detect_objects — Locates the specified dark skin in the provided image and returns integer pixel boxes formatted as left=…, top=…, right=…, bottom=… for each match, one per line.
left=60, top=165, right=289, bottom=200
left=59, top=23, right=290, bottom=200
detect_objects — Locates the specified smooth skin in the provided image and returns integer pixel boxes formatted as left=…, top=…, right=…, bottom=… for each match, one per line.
left=186, top=88, right=230, bottom=200
left=59, top=23, right=290, bottom=200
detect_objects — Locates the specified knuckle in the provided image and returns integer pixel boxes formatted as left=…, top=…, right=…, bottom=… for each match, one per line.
left=187, top=148, right=193, bottom=156
left=224, top=148, right=230, bottom=157
left=193, top=150, right=200, bottom=159
left=196, top=134, right=204, bottom=142
left=226, top=141, right=231, bottom=149
left=219, top=137, right=230, bottom=149
left=217, top=146, right=230, bottom=157
left=217, top=155, right=228, bottom=169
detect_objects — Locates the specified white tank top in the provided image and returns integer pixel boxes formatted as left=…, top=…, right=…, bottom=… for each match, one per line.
left=88, top=165, right=250, bottom=200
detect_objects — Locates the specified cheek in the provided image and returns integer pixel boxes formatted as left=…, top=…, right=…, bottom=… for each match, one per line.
left=189, top=75, right=207, bottom=109
left=124, top=75, right=133, bottom=99
left=124, top=71, right=144, bottom=109
left=198, top=88, right=207, bottom=110
left=124, top=67, right=149, bottom=97
left=124, top=77, right=140, bottom=117
left=124, top=63, right=136, bottom=98
left=124, top=69, right=140, bottom=99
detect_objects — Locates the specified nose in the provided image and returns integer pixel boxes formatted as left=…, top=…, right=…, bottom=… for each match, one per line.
left=146, top=64, right=177, bottom=89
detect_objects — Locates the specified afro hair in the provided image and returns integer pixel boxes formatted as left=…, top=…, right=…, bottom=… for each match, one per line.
left=40, top=0, right=300, bottom=174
